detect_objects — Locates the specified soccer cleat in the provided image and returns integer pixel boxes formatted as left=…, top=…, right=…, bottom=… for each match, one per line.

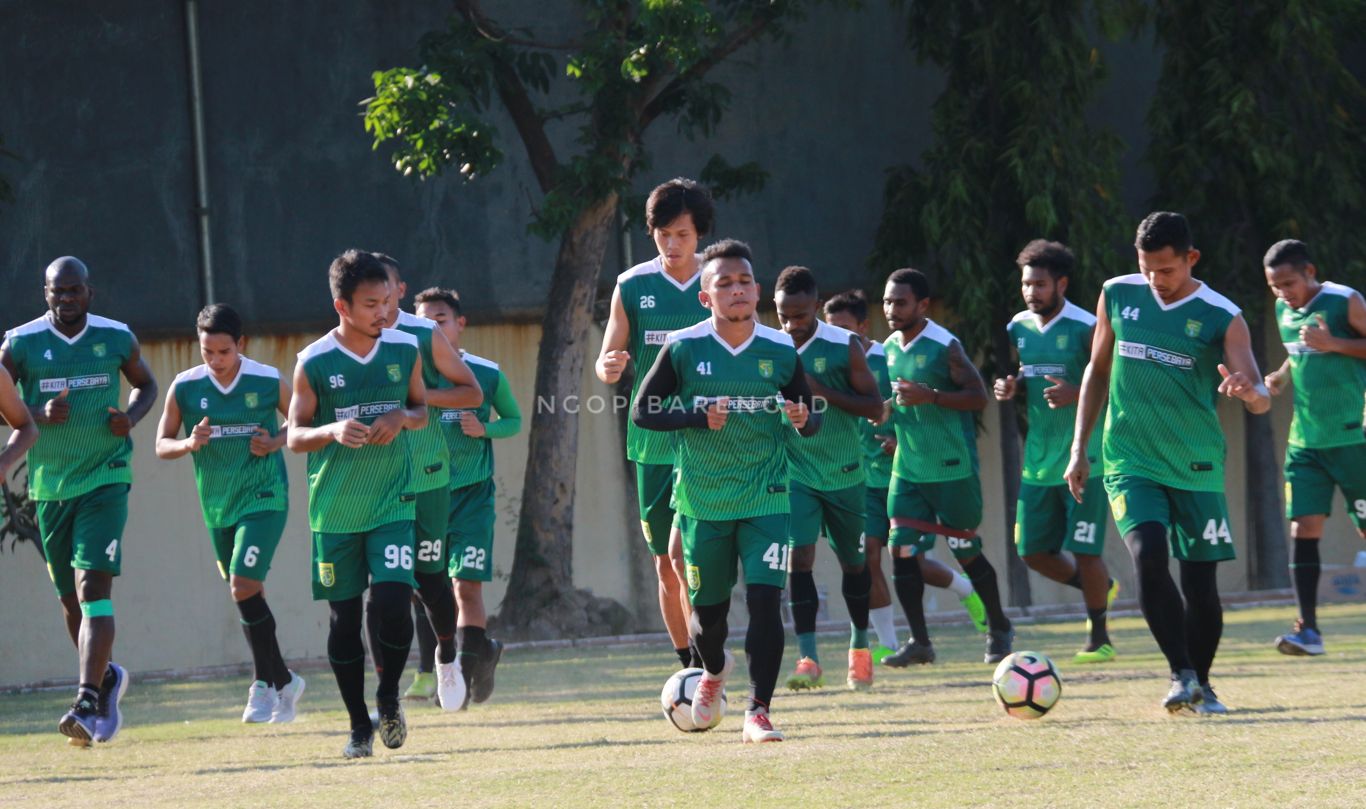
left=271, top=672, right=306, bottom=724
left=1163, top=670, right=1203, bottom=714
left=403, top=671, right=437, bottom=701
left=342, top=728, right=374, bottom=759
left=1195, top=683, right=1228, bottom=715
left=741, top=710, right=784, bottom=743
left=871, top=644, right=896, bottom=665
left=436, top=658, right=467, bottom=713
left=691, top=649, right=733, bottom=730
left=984, top=628, right=1015, bottom=664
left=847, top=648, right=874, bottom=691
left=786, top=656, right=825, bottom=690
left=1073, top=643, right=1116, bottom=665
left=961, top=591, right=988, bottom=634
left=59, top=695, right=99, bottom=746
left=242, top=681, right=278, bottom=723
left=1275, top=620, right=1325, bottom=656
left=883, top=640, right=935, bottom=667
left=472, top=638, right=504, bottom=704
left=93, top=662, right=129, bottom=743
left=1106, top=579, right=1121, bottom=609
left=377, top=698, right=407, bottom=749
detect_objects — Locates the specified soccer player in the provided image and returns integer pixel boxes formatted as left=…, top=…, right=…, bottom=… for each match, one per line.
left=632, top=238, right=820, bottom=743
left=1, top=256, right=158, bottom=746
left=882, top=268, right=1016, bottom=665
left=1067, top=212, right=1268, bottom=714
left=994, top=240, right=1119, bottom=664
left=373, top=254, right=483, bottom=711
left=1262, top=239, right=1366, bottom=657
left=772, top=267, right=883, bottom=691
left=288, top=250, right=428, bottom=758
left=0, top=368, right=40, bottom=531
left=597, top=178, right=714, bottom=668
left=415, top=287, right=522, bottom=704
left=154, top=303, right=305, bottom=722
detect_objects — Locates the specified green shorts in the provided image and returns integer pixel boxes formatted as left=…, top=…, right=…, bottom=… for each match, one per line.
left=679, top=512, right=788, bottom=606
left=864, top=485, right=890, bottom=540
left=209, top=508, right=288, bottom=581
left=447, top=477, right=496, bottom=582
left=789, top=481, right=866, bottom=567
left=1284, top=444, right=1366, bottom=530
left=311, top=520, right=416, bottom=601
left=636, top=462, right=676, bottom=556
left=1015, top=478, right=1109, bottom=557
left=887, top=475, right=983, bottom=559
left=37, top=483, right=130, bottom=597
left=1104, top=474, right=1235, bottom=563
left=414, top=485, right=451, bottom=575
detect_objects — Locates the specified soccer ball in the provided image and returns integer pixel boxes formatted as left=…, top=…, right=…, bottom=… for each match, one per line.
left=661, top=667, right=726, bottom=732
left=991, top=651, right=1062, bottom=719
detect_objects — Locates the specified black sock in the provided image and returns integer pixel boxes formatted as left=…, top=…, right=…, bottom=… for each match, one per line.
left=892, top=555, right=930, bottom=645
left=1063, top=570, right=1084, bottom=590
left=689, top=601, right=730, bottom=675
left=328, top=596, right=370, bottom=733
left=1086, top=607, right=1109, bottom=647
left=1125, top=523, right=1192, bottom=675
left=77, top=683, right=99, bottom=704
left=369, top=582, right=414, bottom=702
left=456, top=625, right=488, bottom=688
left=412, top=598, right=437, bottom=672
left=745, top=584, right=784, bottom=713
left=788, top=570, right=819, bottom=636
left=415, top=571, right=457, bottom=665
left=365, top=594, right=382, bottom=675
left=675, top=647, right=692, bottom=668
left=1180, top=560, right=1223, bottom=684
left=1292, top=538, right=1321, bottom=630
left=962, top=553, right=1011, bottom=632
left=688, top=643, right=704, bottom=670
left=236, top=593, right=288, bottom=689
left=842, top=566, right=872, bottom=632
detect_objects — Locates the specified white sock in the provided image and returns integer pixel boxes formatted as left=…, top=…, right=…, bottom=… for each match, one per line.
left=948, top=573, right=973, bottom=598
left=870, top=605, right=898, bottom=648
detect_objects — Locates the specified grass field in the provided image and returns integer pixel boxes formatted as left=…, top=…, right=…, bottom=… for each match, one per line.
left=3, top=603, right=1365, bottom=808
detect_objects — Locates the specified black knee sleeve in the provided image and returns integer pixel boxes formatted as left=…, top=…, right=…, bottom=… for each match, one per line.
left=745, top=583, right=785, bottom=712
left=690, top=599, right=731, bottom=675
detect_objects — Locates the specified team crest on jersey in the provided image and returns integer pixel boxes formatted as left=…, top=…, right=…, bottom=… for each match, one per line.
left=92, top=343, right=106, bottom=358
left=318, top=563, right=335, bottom=587
left=686, top=564, right=701, bottom=591
left=1056, top=335, right=1068, bottom=350
left=915, top=355, right=927, bottom=369
left=244, top=392, right=259, bottom=409
left=1185, top=319, right=1202, bottom=338
left=758, top=359, right=773, bottom=378
left=1110, top=493, right=1127, bottom=521
left=386, top=363, right=402, bottom=382
left=813, top=357, right=827, bottom=373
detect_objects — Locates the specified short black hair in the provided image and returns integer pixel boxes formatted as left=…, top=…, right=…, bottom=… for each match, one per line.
left=1016, top=239, right=1075, bottom=281
left=823, top=289, right=868, bottom=322
left=700, top=238, right=752, bottom=267
left=775, top=265, right=818, bottom=297
left=646, top=178, right=715, bottom=237
left=196, top=303, right=243, bottom=342
left=372, top=252, right=401, bottom=278
left=414, top=286, right=462, bottom=317
left=1135, top=211, right=1193, bottom=253
left=887, top=268, right=930, bottom=301
left=328, top=249, right=390, bottom=303
left=1264, top=239, right=1312, bottom=271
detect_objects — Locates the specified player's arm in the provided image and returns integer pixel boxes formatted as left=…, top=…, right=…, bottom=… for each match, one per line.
left=287, top=363, right=368, bottom=451
left=899, top=340, right=987, bottom=411
left=424, top=327, right=484, bottom=408
left=806, top=337, right=884, bottom=420
left=1265, top=356, right=1292, bottom=395
left=1040, top=327, right=1087, bottom=409
left=249, top=377, right=292, bottom=456
left=370, top=354, right=429, bottom=446
left=595, top=285, right=631, bottom=384
left=155, top=380, right=209, bottom=459
left=992, top=338, right=1020, bottom=402
left=0, top=366, right=38, bottom=479
left=112, top=334, right=159, bottom=436
left=1066, top=293, right=1113, bottom=500
left=779, top=359, right=822, bottom=437
left=1302, top=291, right=1366, bottom=360
left=631, top=344, right=706, bottom=430
left=478, top=371, right=522, bottom=439
left=1217, top=315, right=1271, bottom=415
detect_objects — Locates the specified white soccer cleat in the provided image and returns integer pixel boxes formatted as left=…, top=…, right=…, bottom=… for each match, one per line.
left=436, top=658, right=467, bottom=712
left=242, top=681, right=278, bottom=723
left=270, top=672, right=306, bottom=723
left=741, top=710, right=784, bottom=743
left=691, top=649, right=733, bottom=730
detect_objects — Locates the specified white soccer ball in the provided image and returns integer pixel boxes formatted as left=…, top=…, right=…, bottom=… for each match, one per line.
left=991, top=651, right=1062, bottom=719
left=661, top=667, right=726, bottom=733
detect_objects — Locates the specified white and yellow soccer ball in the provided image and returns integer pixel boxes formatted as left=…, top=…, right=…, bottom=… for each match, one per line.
left=661, top=667, right=726, bottom=733
left=992, top=651, right=1062, bottom=719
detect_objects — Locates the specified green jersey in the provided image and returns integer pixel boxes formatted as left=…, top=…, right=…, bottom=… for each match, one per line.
left=2, top=314, right=136, bottom=501
left=664, top=320, right=800, bottom=521
left=171, top=358, right=288, bottom=527
left=441, top=351, right=504, bottom=488
left=861, top=340, right=894, bottom=488
left=1008, top=301, right=1102, bottom=484
left=393, top=310, right=451, bottom=492
left=1277, top=282, right=1366, bottom=449
left=885, top=320, right=977, bottom=484
left=297, top=328, right=419, bottom=533
left=618, top=258, right=709, bottom=465
left=1103, top=274, right=1239, bottom=491
left=787, top=321, right=864, bottom=491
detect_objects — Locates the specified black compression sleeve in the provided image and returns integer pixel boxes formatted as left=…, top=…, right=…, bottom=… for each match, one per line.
left=779, top=358, right=822, bottom=437
left=631, top=345, right=708, bottom=431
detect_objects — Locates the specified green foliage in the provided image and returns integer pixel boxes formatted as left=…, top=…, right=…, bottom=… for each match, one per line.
left=869, top=1, right=1134, bottom=372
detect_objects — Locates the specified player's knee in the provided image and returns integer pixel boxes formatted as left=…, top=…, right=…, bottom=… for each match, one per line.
left=74, top=572, right=112, bottom=604
left=370, top=581, right=414, bottom=621
left=790, top=545, right=816, bottom=572
left=454, top=578, right=482, bottom=603
left=229, top=576, right=262, bottom=602
left=329, top=596, right=364, bottom=634
left=745, top=583, right=783, bottom=622
left=1124, top=523, right=1168, bottom=572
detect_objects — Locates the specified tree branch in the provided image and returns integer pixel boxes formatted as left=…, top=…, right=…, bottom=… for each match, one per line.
left=637, top=13, right=776, bottom=131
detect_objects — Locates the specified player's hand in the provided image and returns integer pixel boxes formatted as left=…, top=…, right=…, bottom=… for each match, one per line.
left=784, top=400, right=809, bottom=431
left=705, top=397, right=729, bottom=431
left=187, top=416, right=212, bottom=452
left=894, top=379, right=935, bottom=406
left=248, top=426, right=278, bottom=456
left=1064, top=452, right=1089, bottom=503
left=1042, top=375, right=1080, bottom=409
left=1217, top=363, right=1258, bottom=403
left=1300, top=314, right=1335, bottom=352
left=598, top=350, right=630, bottom=384
left=331, top=419, right=370, bottom=448
left=367, top=410, right=405, bottom=446
left=107, top=406, right=132, bottom=437
left=1265, top=369, right=1288, bottom=396
left=879, top=434, right=896, bottom=456
left=993, top=374, right=1016, bottom=402
left=43, top=388, right=70, bottom=425
left=459, top=410, right=486, bottom=437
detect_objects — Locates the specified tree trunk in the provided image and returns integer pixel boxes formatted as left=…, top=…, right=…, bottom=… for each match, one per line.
left=993, top=329, right=1032, bottom=608
left=494, top=194, right=635, bottom=640
left=1244, top=307, right=1289, bottom=589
